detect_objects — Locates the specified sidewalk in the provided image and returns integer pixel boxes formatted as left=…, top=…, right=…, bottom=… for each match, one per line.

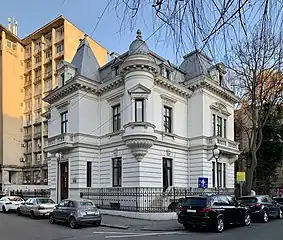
left=101, top=214, right=184, bottom=231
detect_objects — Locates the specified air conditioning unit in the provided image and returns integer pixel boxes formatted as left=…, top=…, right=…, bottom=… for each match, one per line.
left=20, top=157, right=25, bottom=162
left=21, top=143, right=25, bottom=148
left=44, top=179, right=48, bottom=183
left=37, top=142, right=42, bottom=148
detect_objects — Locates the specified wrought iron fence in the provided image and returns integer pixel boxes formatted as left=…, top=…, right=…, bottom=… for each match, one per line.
left=9, top=189, right=50, bottom=200
left=80, top=187, right=235, bottom=213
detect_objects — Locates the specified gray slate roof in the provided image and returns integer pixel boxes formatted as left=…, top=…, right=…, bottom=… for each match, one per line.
left=71, top=35, right=100, bottom=81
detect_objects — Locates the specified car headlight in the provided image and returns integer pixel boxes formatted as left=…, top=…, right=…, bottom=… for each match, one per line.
left=77, top=210, right=86, bottom=216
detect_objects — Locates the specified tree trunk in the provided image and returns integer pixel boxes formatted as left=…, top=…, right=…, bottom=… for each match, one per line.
left=245, top=151, right=257, bottom=195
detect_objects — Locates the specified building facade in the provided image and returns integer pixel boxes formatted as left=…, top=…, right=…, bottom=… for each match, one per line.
left=44, top=31, right=240, bottom=202
left=0, top=16, right=108, bottom=190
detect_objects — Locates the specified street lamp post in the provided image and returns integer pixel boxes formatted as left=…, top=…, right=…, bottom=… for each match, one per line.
left=55, top=152, right=62, bottom=204
left=212, top=144, right=220, bottom=194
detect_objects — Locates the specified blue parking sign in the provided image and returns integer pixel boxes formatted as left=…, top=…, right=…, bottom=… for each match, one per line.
left=198, top=177, right=208, bottom=189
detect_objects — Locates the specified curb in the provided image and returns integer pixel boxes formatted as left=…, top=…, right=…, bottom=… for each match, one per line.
left=101, top=223, right=130, bottom=230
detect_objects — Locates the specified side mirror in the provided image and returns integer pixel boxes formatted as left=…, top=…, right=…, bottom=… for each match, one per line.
left=55, top=204, right=59, bottom=209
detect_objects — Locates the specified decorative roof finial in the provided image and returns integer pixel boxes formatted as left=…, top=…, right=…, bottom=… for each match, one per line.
left=136, top=29, right=142, bottom=40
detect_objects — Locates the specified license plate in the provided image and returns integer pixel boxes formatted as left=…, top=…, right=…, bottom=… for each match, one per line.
left=187, top=209, right=196, bottom=213
left=86, top=211, right=95, bottom=215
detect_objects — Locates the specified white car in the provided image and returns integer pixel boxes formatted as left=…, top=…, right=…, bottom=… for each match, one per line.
left=0, top=196, right=25, bottom=213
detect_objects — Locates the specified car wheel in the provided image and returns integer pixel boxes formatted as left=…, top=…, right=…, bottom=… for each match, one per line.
left=49, top=214, right=56, bottom=224
left=94, top=221, right=101, bottom=227
left=69, top=216, right=78, bottom=229
left=216, top=217, right=224, bottom=233
left=17, top=208, right=23, bottom=216
left=30, top=211, right=36, bottom=219
left=2, top=206, right=6, bottom=213
left=243, top=213, right=251, bottom=226
left=262, top=211, right=269, bottom=223
left=277, top=209, right=283, bottom=219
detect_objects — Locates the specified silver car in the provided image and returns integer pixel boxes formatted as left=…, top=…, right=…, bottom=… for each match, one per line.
left=18, top=198, right=56, bottom=218
left=49, top=198, right=101, bottom=229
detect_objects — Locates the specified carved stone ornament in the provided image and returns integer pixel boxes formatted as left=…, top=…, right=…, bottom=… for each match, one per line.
left=123, top=136, right=156, bottom=161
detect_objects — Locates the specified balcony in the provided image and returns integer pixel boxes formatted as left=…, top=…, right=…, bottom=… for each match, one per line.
left=34, top=76, right=42, bottom=84
left=25, top=52, right=31, bottom=59
left=24, top=94, right=32, bottom=101
left=34, top=46, right=41, bottom=55
left=34, top=104, right=42, bottom=110
left=122, top=122, right=157, bottom=161
left=55, top=34, right=64, bottom=43
left=34, top=61, right=41, bottom=70
left=44, top=41, right=52, bottom=50
left=43, top=128, right=48, bottom=137
left=24, top=148, right=32, bottom=154
left=33, top=117, right=42, bottom=125
left=206, top=136, right=240, bottom=155
left=34, top=146, right=42, bottom=153
left=33, top=132, right=42, bottom=139
left=44, top=56, right=52, bottom=65
left=44, top=71, right=52, bottom=79
left=25, top=65, right=32, bottom=73
left=45, top=133, right=74, bottom=153
left=24, top=79, right=32, bottom=87
left=24, top=134, right=32, bottom=141
left=23, top=120, right=32, bottom=127
left=55, top=51, right=64, bottom=59
left=23, top=108, right=32, bottom=114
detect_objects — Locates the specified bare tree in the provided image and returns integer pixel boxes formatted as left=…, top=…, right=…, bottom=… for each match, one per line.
left=228, top=24, right=283, bottom=194
left=112, top=0, right=283, bottom=61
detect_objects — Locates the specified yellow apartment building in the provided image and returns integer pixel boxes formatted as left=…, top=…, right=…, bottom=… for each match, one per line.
left=0, top=16, right=108, bottom=190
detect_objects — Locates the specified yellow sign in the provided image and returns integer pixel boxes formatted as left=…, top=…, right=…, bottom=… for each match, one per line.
left=237, top=172, right=246, bottom=182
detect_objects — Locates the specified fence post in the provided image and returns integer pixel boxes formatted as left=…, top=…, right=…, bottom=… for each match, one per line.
left=173, top=187, right=176, bottom=212
left=135, top=187, right=138, bottom=212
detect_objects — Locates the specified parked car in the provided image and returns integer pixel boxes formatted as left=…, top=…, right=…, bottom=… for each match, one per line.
left=237, top=195, right=283, bottom=223
left=18, top=198, right=56, bottom=218
left=0, top=196, right=24, bottom=213
left=49, top=198, right=101, bottom=229
left=177, top=194, right=251, bottom=233
left=272, top=196, right=283, bottom=205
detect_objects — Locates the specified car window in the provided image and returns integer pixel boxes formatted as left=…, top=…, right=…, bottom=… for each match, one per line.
left=58, top=200, right=67, bottom=207
left=30, top=199, right=37, bottom=205
left=261, top=197, right=268, bottom=203
left=218, top=196, right=230, bottom=206
left=266, top=196, right=275, bottom=203
left=37, top=199, right=55, bottom=204
left=226, top=196, right=236, bottom=205
left=67, top=201, right=75, bottom=208
left=184, top=197, right=208, bottom=207
left=238, top=197, right=258, bottom=204
left=79, top=201, right=94, bottom=207
left=0, top=197, right=5, bottom=201
left=7, top=197, right=23, bottom=201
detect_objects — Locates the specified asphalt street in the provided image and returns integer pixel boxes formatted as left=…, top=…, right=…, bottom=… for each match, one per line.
left=1, top=212, right=283, bottom=240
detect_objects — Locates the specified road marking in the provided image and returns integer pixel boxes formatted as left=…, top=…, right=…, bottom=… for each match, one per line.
left=104, top=232, right=188, bottom=239
left=92, top=231, right=140, bottom=235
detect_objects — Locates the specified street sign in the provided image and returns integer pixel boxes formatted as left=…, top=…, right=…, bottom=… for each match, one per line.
left=198, top=177, right=208, bottom=189
left=236, top=172, right=246, bottom=182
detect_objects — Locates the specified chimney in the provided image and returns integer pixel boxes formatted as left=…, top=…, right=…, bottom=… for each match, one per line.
left=7, top=17, right=18, bottom=36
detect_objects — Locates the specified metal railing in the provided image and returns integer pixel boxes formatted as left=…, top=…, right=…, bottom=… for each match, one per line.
left=80, top=187, right=235, bottom=213
left=10, top=189, right=50, bottom=200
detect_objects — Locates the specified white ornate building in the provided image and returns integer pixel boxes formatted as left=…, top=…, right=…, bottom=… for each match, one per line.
left=44, top=30, right=240, bottom=201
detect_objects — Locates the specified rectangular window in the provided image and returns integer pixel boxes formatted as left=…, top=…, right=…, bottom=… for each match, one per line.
left=223, top=163, right=226, bottom=188
left=56, top=44, right=64, bottom=53
left=163, top=158, right=173, bottom=191
left=165, top=69, right=170, bottom=79
left=61, top=73, right=65, bottom=86
left=112, top=157, right=122, bottom=187
left=223, top=119, right=227, bottom=138
left=61, top=111, right=68, bottom=134
left=135, top=99, right=144, bottom=122
left=112, top=104, right=121, bottom=132
left=218, top=162, right=222, bottom=187
left=86, top=162, right=92, bottom=187
left=212, top=162, right=215, bottom=187
left=217, top=116, right=222, bottom=137
left=212, top=114, right=216, bottom=136
left=163, top=106, right=172, bottom=133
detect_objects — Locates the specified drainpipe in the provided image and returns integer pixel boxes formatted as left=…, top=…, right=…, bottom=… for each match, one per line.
left=99, top=94, right=101, bottom=187
left=187, top=96, right=191, bottom=189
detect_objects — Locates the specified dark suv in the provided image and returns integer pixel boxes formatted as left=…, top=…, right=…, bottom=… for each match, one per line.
left=177, top=194, right=251, bottom=233
left=238, top=195, right=283, bottom=223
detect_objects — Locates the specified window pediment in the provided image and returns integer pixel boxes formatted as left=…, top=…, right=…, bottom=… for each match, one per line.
left=55, top=101, right=69, bottom=113
left=128, top=84, right=151, bottom=99
left=210, top=102, right=230, bottom=117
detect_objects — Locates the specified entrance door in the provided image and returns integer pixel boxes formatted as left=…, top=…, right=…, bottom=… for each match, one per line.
left=60, top=162, right=69, bottom=200
left=163, top=158, right=173, bottom=191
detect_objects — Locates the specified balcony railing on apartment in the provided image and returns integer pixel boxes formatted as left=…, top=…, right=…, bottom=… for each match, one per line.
left=25, top=52, right=31, bottom=59
left=34, top=47, right=41, bottom=55
left=24, top=94, right=32, bottom=100
left=44, top=56, right=52, bottom=64
left=43, top=129, right=48, bottom=137
left=45, top=133, right=74, bottom=152
left=33, top=117, right=41, bottom=125
left=24, top=80, right=32, bottom=87
left=23, top=120, right=32, bottom=127
left=33, top=132, right=42, bottom=139
left=23, top=134, right=32, bottom=141
left=34, top=61, right=41, bottom=69
left=34, top=104, right=42, bottom=110
left=23, top=108, right=32, bottom=114
left=80, top=187, right=235, bottom=213
left=24, top=148, right=32, bottom=154
left=34, top=76, right=42, bottom=84
left=44, top=71, right=52, bottom=79
left=206, top=136, right=239, bottom=150
left=55, top=51, right=64, bottom=59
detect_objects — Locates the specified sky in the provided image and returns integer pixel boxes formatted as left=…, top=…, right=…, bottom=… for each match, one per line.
left=0, top=0, right=180, bottom=63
